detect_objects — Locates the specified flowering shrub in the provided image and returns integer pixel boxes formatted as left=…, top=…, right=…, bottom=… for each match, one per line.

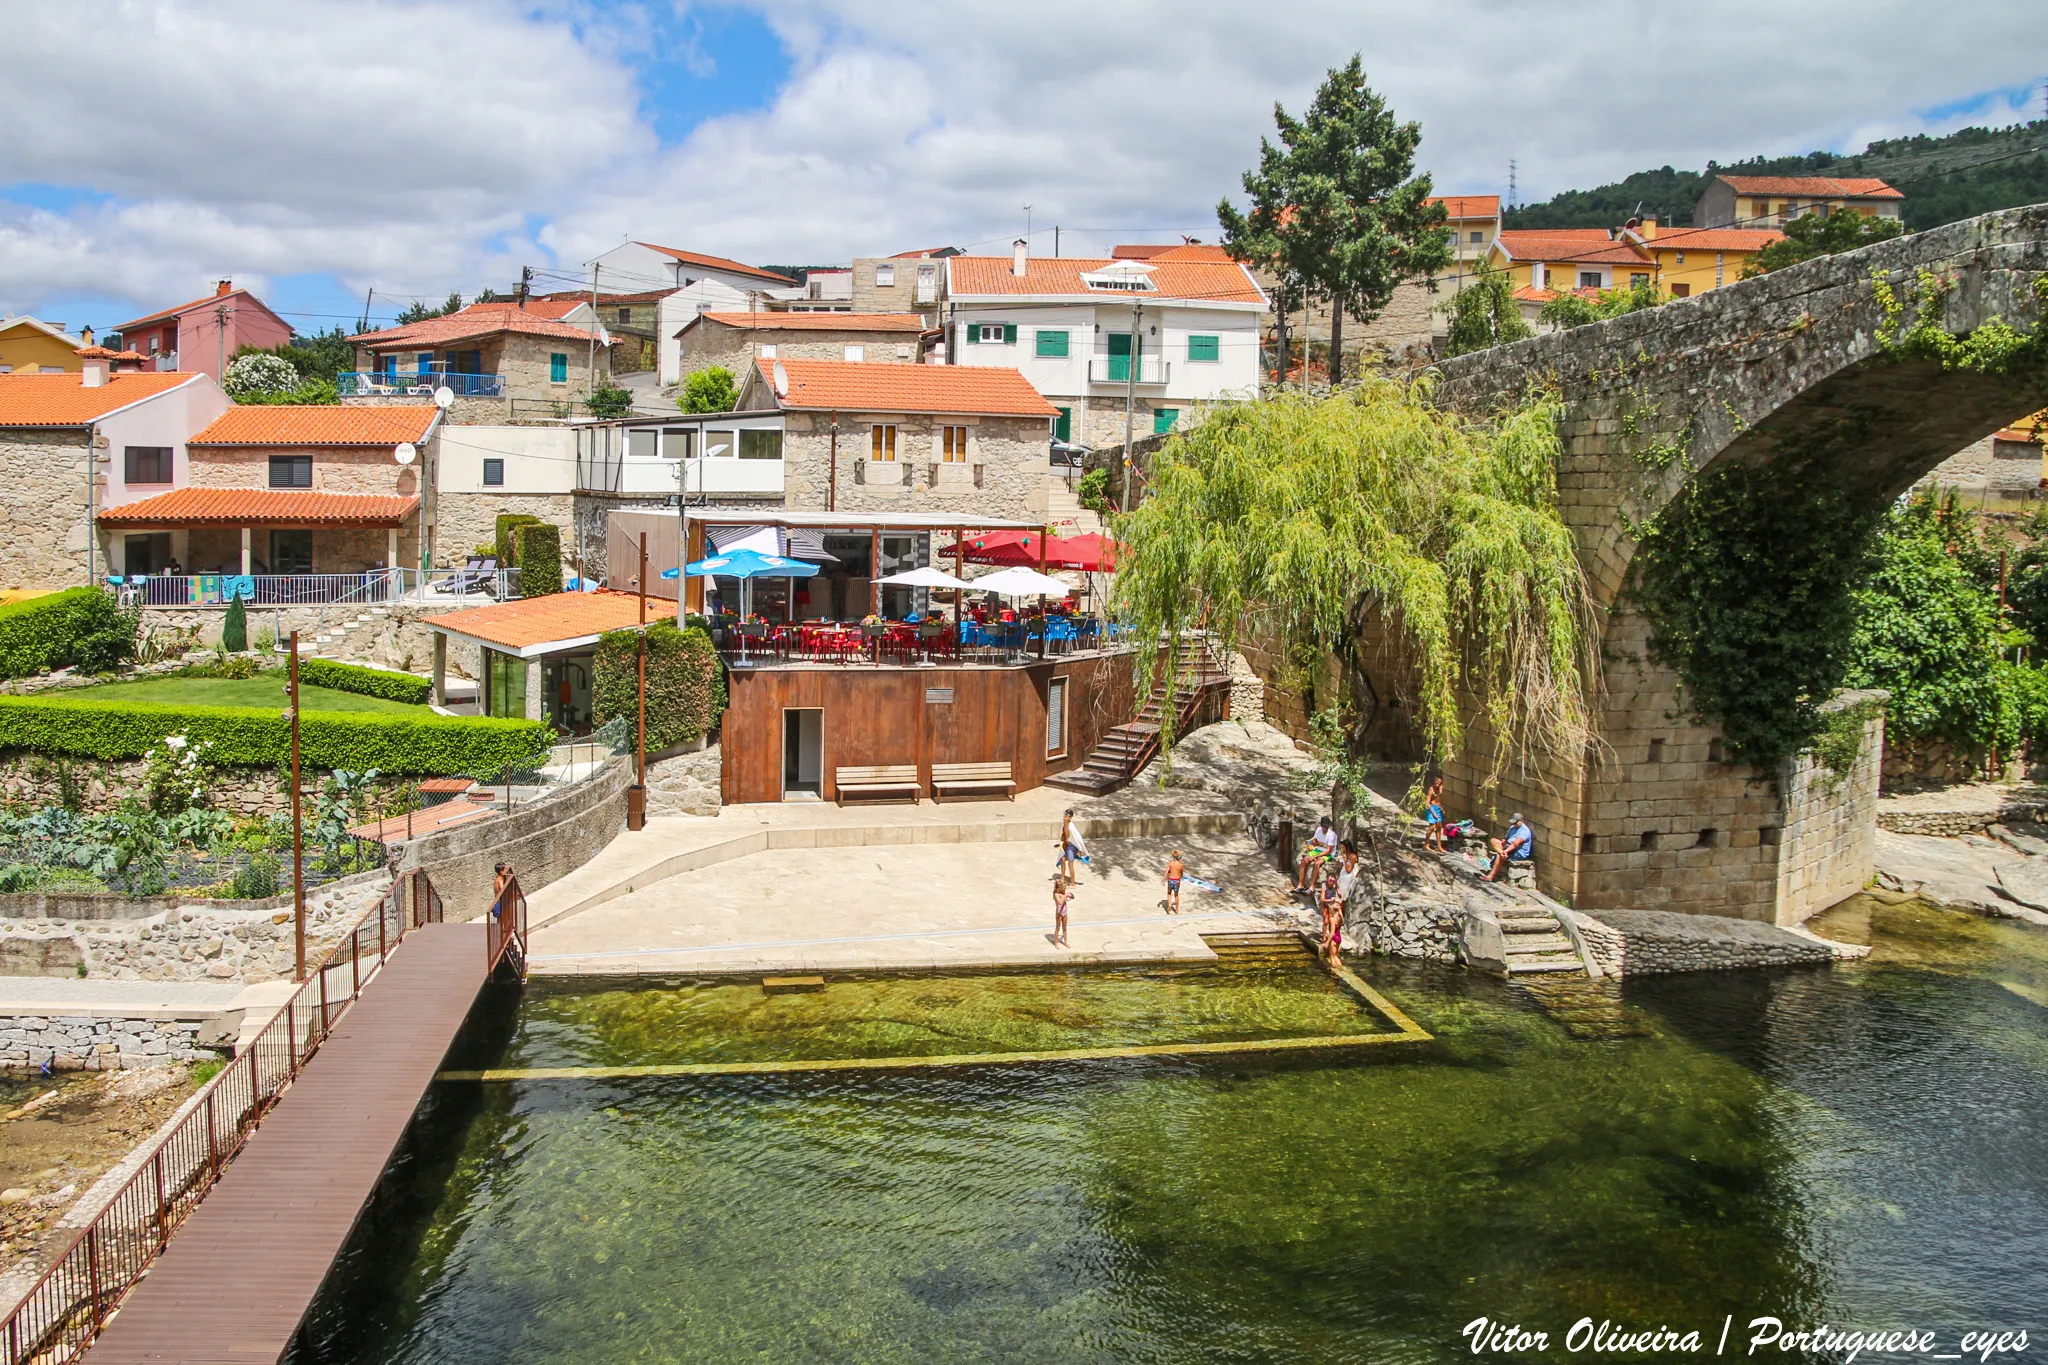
left=142, top=732, right=216, bottom=814
left=223, top=352, right=300, bottom=400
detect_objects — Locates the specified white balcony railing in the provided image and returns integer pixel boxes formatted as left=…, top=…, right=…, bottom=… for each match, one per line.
left=1088, top=356, right=1170, bottom=386
left=679, top=456, right=784, bottom=496
left=108, top=567, right=521, bottom=609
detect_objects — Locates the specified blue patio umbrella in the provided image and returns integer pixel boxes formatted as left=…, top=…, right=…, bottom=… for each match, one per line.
left=683, top=547, right=819, bottom=661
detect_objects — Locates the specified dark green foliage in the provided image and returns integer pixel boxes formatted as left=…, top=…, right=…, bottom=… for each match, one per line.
left=1630, top=451, right=1887, bottom=770
left=495, top=513, right=543, bottom=566
left=1743, top=211, right=1906, bottom=276
left=591, top=621, right=727, bottom=751
left=515, top=524, right=563, bottom=596
left=0, top=589, right=139, bottom=678
left=0, top=696, right=550, bottom=775
left=587, top=384, right=635, bottom=419
left=1077, top=467, right=1111, bottom=514
left=231, top=852, right=279, bottom=899
left=239, top=327, right=356, bottom=384
left=1842, top=494, right=2031, bottom=759
left=681, top=366, right=738, bottom=413
left=1537, top=278, right=1663, bottom=331
left=396, top=292, right=466, bottom=325
left=1505, top=165, right=1720, bottom=231
left=298, top=658, right=432, bottom=705
left=221, top=593, right=248, bottom=653
left=1441, top=267, right=1534, bottom=356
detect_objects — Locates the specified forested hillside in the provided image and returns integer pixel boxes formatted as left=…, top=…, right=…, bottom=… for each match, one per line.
left=1504, top=121, right=2048, bottom=232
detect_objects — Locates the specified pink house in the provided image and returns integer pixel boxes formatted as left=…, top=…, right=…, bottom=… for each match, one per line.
left=111, top=280, right=294, bottom=382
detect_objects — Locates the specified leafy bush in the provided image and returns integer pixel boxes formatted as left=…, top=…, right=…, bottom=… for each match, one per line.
left=681, top=366, right=737, bottom=413
left=223, top=353, right=301, bottom=400
left=221, top=593, right=248, bottom=652
left=298, top=657, right=432, bottom=705
left=1440, top=266, right=1535, bottom=357
left=1538, top=278, right=1663, bottom=331
left=230, top=850, right=280, bottom=899
left=1077, top=467, right=1111, bottom=514
left=0, top=696, right=551, bottom=775
left=590, top=620, right=726, bottom=750
left=236, top=377, right=339, bottom=406
left=1743, top=210, right=1905, bottom=277
left=587, top=383, right=635, bottom=419
left=0, top=588, right=139, bottom=678
left=495, top=513, right=543, bottom=566
left=515, top=523, right=562, bottom=596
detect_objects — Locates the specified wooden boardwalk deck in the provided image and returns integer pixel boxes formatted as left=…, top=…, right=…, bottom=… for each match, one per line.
left=83, top=921, right=492, bottom=1365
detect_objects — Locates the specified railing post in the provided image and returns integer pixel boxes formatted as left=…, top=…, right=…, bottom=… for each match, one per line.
left=206, top=1091, right=220, bottom=1178
left=379, top=894, right=388, bottom=961
left=152, top=1151, right=167, bottom=1251
left=351, top=928, right=361, bottom=999
left=319, top=962, right=330, bottom=1034
left=86, top=1226, right=101, bottom=1333
left=286, top=1001, right=298, bottom=1078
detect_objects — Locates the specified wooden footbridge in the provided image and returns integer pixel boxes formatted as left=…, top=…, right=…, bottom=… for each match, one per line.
left=0, top=871, right=526, bottom=1365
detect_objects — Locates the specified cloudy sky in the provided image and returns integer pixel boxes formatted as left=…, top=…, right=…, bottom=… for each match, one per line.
left=3, top=0, right=2042, bottom=335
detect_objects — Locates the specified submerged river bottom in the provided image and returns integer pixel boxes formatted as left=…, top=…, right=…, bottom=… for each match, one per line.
left=291, top=900, right=2048, bottom=1364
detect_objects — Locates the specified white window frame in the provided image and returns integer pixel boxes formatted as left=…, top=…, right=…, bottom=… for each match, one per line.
left=870, top=423, right=898, bottom=461
left=844, top=345, right=865, bottom=362
left=759, top=343, right=777, bottom=359
left=876, top=264, right=895, bottom=287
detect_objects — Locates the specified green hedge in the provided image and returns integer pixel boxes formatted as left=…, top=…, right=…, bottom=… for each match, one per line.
left=496, top=513, right=543, bottom=566
left=0, top=589, right=138, bottom=678
left=516, top=523, right=563, bottom=596
left=591, top=621, right=726, bottom=750
left=298, top=658, right=433, bottom=705
left=0, top=696, right=551, bottom=775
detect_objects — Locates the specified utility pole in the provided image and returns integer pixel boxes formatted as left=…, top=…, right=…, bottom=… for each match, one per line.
left=1119, top=298, right=1139, bottom=514
left=627, top=533, right=649, bottom=831
left=1508, top=159, right=1517, bottom=211
left=588, top=263, right=600, bottom=399
left=215, top=304, right=230, bottom=381
left=359, top=287, right=374, bottom=333
left=1054, top=226, right=1060, bottom=258
left=287, top=634, right=305, bottom=980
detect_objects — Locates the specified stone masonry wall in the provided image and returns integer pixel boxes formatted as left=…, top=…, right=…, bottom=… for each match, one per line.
left=0, top=430, right=92, bottom=591
left=433, top=490, right=575, bottom=568
left=1576, top=908, right=1848, bottom=975
left=780, top=411, right=1049, bottom=522
left=1775, top=692, right=1885, bottom=925
left=0, top=1017, right=210, bottom=1072
left=644, top=744, right=722, bottom=816
left=675, top=321, right=920, bottom=383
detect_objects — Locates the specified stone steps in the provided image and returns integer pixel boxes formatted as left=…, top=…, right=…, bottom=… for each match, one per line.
left=1201, top=931, right=1318, bottom=967
left=1512, top=976, right=1646, bottom=1040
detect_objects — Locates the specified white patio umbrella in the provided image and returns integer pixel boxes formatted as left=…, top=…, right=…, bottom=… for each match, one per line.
left=875, top=566, right=975, bottom=591
left=971, top=566, right=1073, bottom=598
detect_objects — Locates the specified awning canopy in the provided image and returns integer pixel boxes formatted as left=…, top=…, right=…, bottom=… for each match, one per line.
left=99, top=488, right=419, bottom=529
left=684, top=509, right=1036, bottom=531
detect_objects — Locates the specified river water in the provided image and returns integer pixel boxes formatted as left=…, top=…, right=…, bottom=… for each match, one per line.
left=289, top=897, right=2046, bottom=1363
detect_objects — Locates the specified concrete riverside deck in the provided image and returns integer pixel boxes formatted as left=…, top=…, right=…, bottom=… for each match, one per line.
left=525, top=786, right=1309, bottom=975
left=80, top=921, right=491, bottom=1365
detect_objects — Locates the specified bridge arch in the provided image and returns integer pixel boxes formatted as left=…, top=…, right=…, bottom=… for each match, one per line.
left=1428, top=205, right=2048, bottom=923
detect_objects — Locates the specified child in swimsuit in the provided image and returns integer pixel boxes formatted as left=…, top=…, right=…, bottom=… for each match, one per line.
left=1319, top=862, right=1343, bottom=959
left=1423, top=777, right=1446, bottom=853
left=1164, top=851, right=1184, bottom=915
left=1052, top=881, right=1072, bottom=947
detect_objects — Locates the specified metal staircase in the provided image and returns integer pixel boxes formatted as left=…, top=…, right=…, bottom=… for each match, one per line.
left=1047, top=635, right=1231, bottom=796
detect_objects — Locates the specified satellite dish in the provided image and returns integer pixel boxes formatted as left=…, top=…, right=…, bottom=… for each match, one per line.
left=434, top=386, right=455, bottom=409
left=772, top=361, right=789, bottom=398
left=394, top=442, right=417, bottom=466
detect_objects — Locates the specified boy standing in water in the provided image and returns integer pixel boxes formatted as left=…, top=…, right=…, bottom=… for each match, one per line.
left=1164, top=850, right=1185, bottom=914
left=1052, top=879, right=1072, bottom=947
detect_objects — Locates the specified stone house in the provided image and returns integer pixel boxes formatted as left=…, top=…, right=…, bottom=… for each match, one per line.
left=672, top=311, right=929, bottom=385
left=946, top=243, right=1265, bottom=449
left=849, top=251, right=953, bottom=318
left=345, top=303, right=612, bottom=420
left=109, top=280, right=293, bottom=382
left=541, top=289, right=671, bottom=373
left=98, top=404, right=439, bottom=576
left=586, top=242, right=800, bottom=385
left=0, top=358, right=228, bottom=588
left=736, top=357, right=1057, bottom=523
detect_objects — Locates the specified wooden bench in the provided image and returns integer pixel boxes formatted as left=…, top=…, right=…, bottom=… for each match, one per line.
left=834, top=764, right=921, bottom=805
left=930, top=760, right=1016, bottom=802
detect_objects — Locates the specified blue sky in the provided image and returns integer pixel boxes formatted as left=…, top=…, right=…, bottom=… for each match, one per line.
left=2, top=0, right=2043, bottom=341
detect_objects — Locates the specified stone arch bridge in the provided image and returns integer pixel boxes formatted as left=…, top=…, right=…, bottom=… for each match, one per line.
left=1427, top=204, right=2048, bottom=924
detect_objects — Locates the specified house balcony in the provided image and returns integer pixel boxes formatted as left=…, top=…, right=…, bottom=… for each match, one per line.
left=339, top=371, right=504, bottom=399
left=678, top=455, right=784, bottom=497
left=1087, top=356, right=1170, bottom=386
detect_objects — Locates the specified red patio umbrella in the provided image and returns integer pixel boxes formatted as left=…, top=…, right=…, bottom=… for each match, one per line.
left=1044, top=532, right=1118, bottom=572
left=947, top=529, right=1046, bottom=566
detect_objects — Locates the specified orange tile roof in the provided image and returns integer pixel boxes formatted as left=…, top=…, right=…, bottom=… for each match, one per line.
left=1493, top=230, right=1650, bottom=265
left=190, top=405, right=438, bottom=446
left=1718, top=175, right=1901, bottom=199
left=540, top=289, right=672, bottom=305
left=1640, top=226, right=1784, bottom=252
left=98, top=488, right=419, bottom=527
left=636, top=244, right=796, bottom=287
left=1996, top=409, right=2048, bottom=443
left=754, top=358, right=1059, bottom=418
left=1427, top=194, right=1502, bottom=219
left=948, top=255, right=1265, bottom=305
left=112, top=287, right=286, bottom=333
left=426, top=590, right=654, bottom=652
left=351, top=303, right=598, bottom=349
left=691, top=311, right=928, bottom=333
left=0, top=372, right=201, bottom=427
left=1110, top=245, right=1172, bottom=260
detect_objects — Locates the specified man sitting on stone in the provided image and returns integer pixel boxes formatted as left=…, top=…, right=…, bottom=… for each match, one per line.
left=1483, top=814, right=1534, bottom=883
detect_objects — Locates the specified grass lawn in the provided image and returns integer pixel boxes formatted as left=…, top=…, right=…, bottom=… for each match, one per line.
left=65, top=674, right=422, bottom=714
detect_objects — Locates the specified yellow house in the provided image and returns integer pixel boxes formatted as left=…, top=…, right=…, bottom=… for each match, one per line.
left=1485, top=218, right=1782, bottom=319
left=1694, top=175, right=1903, bottom=230
left=0, top=316, right=84, bottom=374
left=1425, top=194, right=1502, bottom=291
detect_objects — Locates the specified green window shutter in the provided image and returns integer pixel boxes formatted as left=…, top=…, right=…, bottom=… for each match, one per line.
left=965, top=322, right=979, bottom=345
left=1055, top=407, right=1072, bottom=442
left=1003, top=323, right=1017, bottom=344
left=1153, top=408, right=1178, bottom=435
left=1036, top=330, right=1069, bottom=358
left=1188, top=334, right=1219, bottom=362
left=550, top=353, right=568, bottom=382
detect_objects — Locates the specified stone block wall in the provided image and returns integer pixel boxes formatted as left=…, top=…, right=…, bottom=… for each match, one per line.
left=397, top=755, right=630, bottom=918
left=675, top=321, right=920, bottom=383
left=432, top=489, right=574, bottom=568
left=1574, top=907, right=1849, bottom=975
left=780, top=411, right=1049, bottom=522
left=0, top=1016, right=211, bottom=1071
left=0, top=430, right=92, bottom=591
left=1773, top=692, right=1885, bottom=925
left=1346, top=892, right=1462, bottom=961
left=495, top=333, right=611, bottom=409
left=644, top=744, right=722, bottom=816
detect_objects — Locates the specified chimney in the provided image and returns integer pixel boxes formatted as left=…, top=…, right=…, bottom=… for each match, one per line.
left=80, top=325, right=94, bottom=346
left=1639, top=216, right=1658, bottom=240
left=1012, top=238, right=1028, bottom=278
left=80, top=353, right=108, bottom=388
left=214, top=279, right=233, bottom=297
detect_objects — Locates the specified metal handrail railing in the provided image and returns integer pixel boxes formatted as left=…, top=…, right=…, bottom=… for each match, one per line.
left=0, top=868, right=444, bottom=1365
left=485, top=875, right=527, bottom=978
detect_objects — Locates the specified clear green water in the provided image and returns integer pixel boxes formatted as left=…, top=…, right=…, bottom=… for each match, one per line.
left=292, top=899, right=2048, bottom=1363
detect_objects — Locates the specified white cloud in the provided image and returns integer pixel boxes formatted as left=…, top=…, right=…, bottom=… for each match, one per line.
left=4, top=0, right=2044, bottom=314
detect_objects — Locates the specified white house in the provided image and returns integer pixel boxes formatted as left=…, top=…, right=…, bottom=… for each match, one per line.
left=587, top=243, right=800, bottom=386
left=945, top=243, right=1266, bottom=448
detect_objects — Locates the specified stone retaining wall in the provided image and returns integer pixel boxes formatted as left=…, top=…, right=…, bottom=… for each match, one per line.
left=0, top=1017, right=210, bottom=1072
left=644, top=744, right=721, bottom=817
left=1575, top=908, right=1856, bottom=975
left=0, top=871, right=385, bottom=981
left=398, top=757, right=630, bottom=917
left=1878, top=801, right=2048, bottom=838
left=1346, top=892, right=1461, bottom=961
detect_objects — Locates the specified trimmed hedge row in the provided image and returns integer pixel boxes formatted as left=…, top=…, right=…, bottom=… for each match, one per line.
left=0, top=588, right=136, bottom=678
left=590, top=620, right=726, bottom=749
left=298, top=658, right=433, bottom=705
left=0, top=696, right=551, bottom=776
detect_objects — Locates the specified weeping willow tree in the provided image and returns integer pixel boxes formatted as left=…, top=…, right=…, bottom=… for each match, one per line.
left=1112, top=378, right=1596, bottom=787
